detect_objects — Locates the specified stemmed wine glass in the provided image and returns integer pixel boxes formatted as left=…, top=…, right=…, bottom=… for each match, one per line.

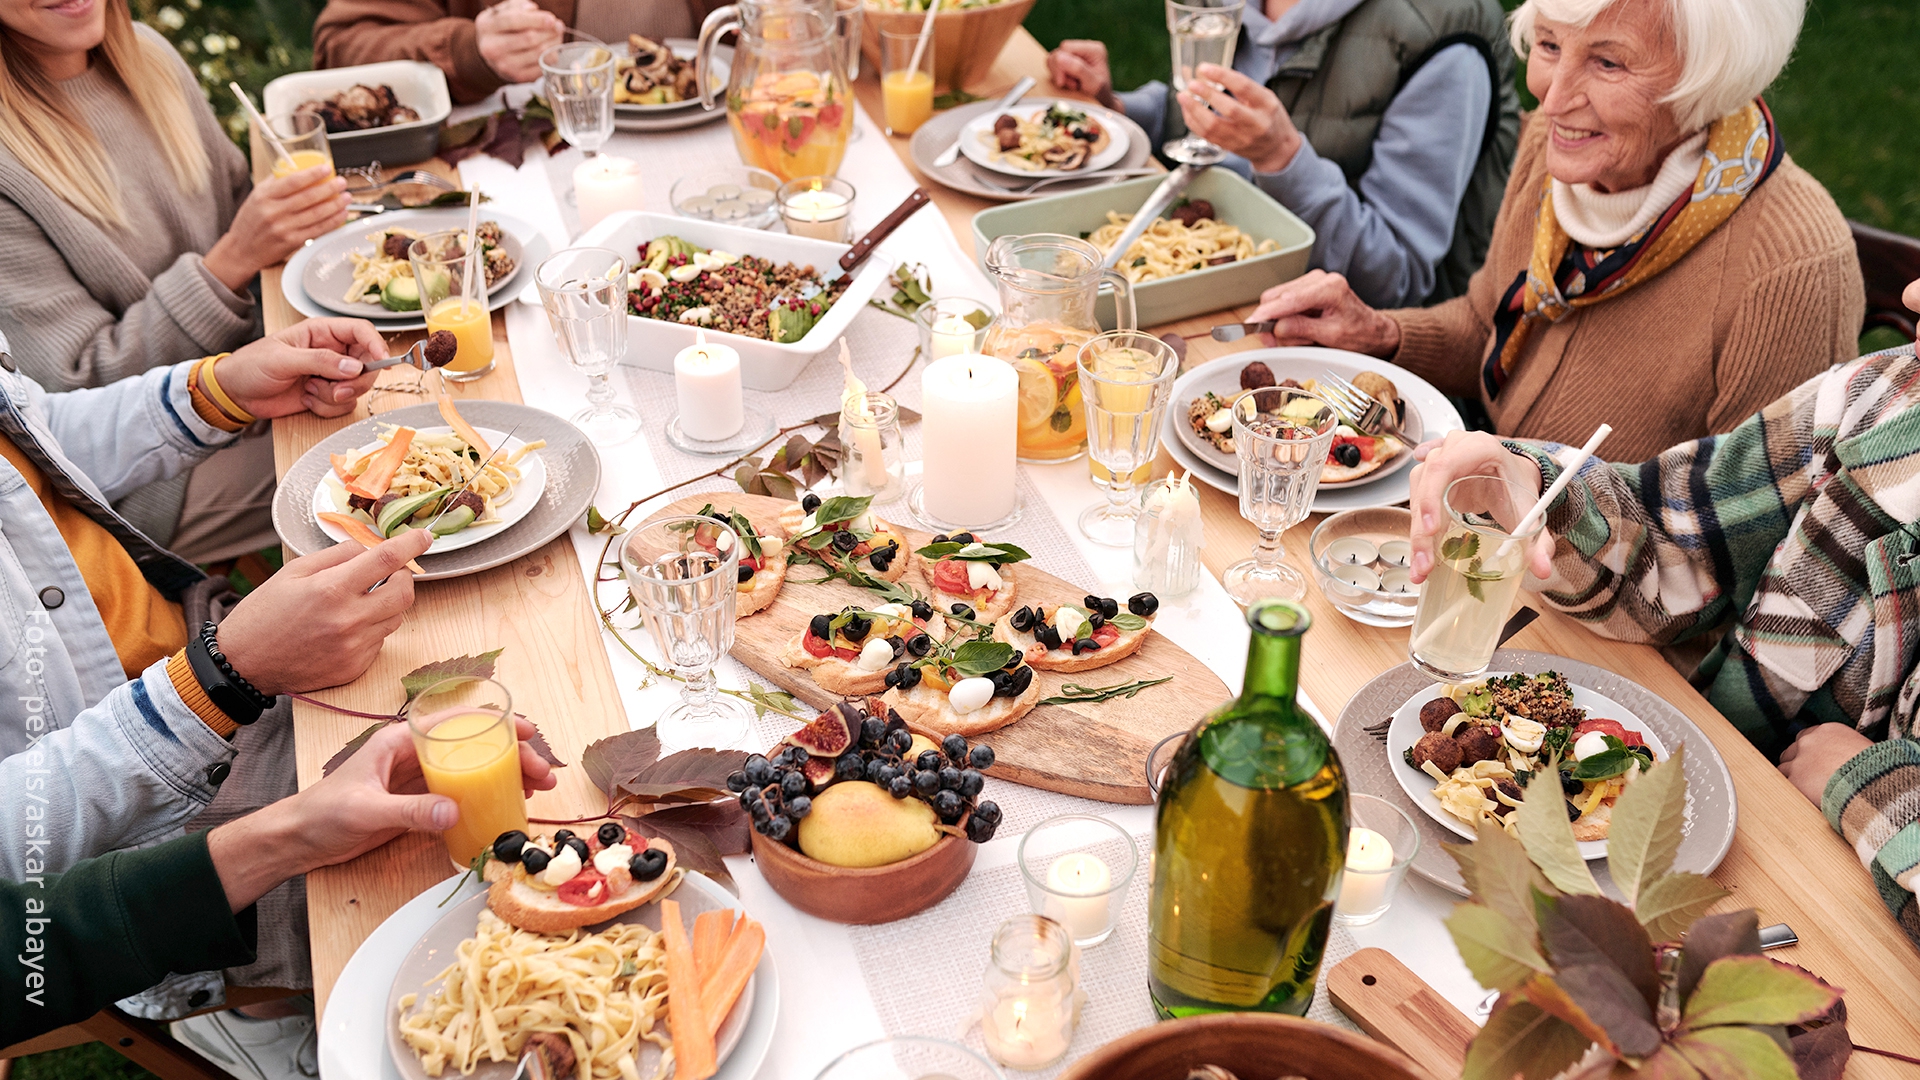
left=542, top=37, right=617, bottom=209
left=535, top=247, right=641, bottom=444
left=1075, top=330, right=1178, bottom=546
left=1164, top=0, right=1245, bottom=165
left=622, top=517, right=752, bottom=751
left=1223, top=386, right=1336, bottom=604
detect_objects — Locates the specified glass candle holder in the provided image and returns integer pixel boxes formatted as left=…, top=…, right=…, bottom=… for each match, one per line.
left=402, top=677, right=528, bottom=873
left=1333, top=793, right=1421, bottom=926
left=1017, top=815, right=1140, bottom=947
left=840, top=390, right=904, bottom=502
left=1133, top=476, right=1204, bottom=599
left=814, top=1037, right=1003, bottom=1080
left=915, top=296, right=993, bottom=361
left=778, top=176, right=856, bottom=243
left=978, top=916, right=1082, bottom=1071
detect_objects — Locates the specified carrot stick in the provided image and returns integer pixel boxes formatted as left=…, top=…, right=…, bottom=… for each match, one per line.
left=317, top=512, right=426, bottom=573
left=435, top=388, right=492, bottom=460
left=330, top=451, right=373, bottom=483
left=343, top=427, right=414, bottom=499
left=698, top=917, right=764, bottom=1040
left=693, top=909, right=733, bottom=979
left=661, top=900, right=716, bottom=1080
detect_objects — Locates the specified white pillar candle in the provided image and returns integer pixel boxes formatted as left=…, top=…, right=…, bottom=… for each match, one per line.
left=928, top=314, right=976, bottom=360
left=575, top=156, right=645, bottom=232
left=782, top=188, right=851, bottom=241
left=1334, top=826, right=1396, bottom=917
left=673, top=329, right=744, bottom=441
left=1042, top=853, right=1112, bottom=941
left=920, top=354, right=1017, bottom=526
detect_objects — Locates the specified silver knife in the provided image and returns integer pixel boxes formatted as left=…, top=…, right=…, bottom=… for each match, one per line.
left=1099, top=162, right=1207, bottom=270
left=420, top=421, right=522, bottom=535
left=932, top=76, right=1035, bottom=168
left=1211, top=320, right=1275, bottom=342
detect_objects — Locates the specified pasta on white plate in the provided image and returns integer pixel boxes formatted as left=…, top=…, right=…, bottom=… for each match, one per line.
left=397, top=908, right=675, bottom=1080
left=344, top=227, right=425, bottom=305
left=324, top=426, right=546, bottom=539
left=1088, top=211, right=1280, bottom=283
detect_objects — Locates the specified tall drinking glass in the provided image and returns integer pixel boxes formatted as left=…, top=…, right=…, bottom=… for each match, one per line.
left=1164, top=0, right=1245, bottom=165
left=542, top=41, right=618, bottom=158
left=623, top=517, right=752, bottom=750
left=403, top=677, right=529, bottom=872
left=259, top=110, right=333, bottom=181
left=1075, top=330, right=1177, bottom=546
left=410, top=229, right=494, bottom=381
left=535, top=247, right=641, bottom=444
left=1408, top=475, right=1545, bottom=680
left=1223, top=387, right=1336, bottom=604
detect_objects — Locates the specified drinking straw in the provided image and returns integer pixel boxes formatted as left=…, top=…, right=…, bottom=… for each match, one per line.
left=461, top=188, right=481, bottom=318
left=906, top=0, right=941, bottom=81
left=229, top=82, right=294, bottom=171
left=1492, top=422, right=1611, bottom=560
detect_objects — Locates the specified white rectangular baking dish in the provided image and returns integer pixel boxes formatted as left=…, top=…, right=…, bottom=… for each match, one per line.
left=261, top=61, right=452, bottom=170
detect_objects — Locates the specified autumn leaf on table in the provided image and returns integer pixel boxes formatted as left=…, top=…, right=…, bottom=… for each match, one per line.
left=1605, top=743, right=1690, bottom=907
left=582, top=729, right=664, bottom=798
left=1462, top=999, right=1592, bottom=1080
left=614, top=748, right=750, bottom=806
left=623, top=812, right=738, bottom=895
left=1515, top=766, right=1599, bottom=896
left=400, top=648, right=504, bottom=701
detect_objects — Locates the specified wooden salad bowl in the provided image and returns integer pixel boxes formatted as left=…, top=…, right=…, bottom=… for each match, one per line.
left=749, top=826, right=976, bottom=924
left=1057, top=1012, right=1437, bottom=1080
left=858, top=0, right=1040, bottom=92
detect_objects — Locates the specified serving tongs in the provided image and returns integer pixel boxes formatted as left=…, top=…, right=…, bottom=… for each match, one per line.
left=778, top=188, right=933, bottom=303
left=1097, top=161, right=1209, bottom=270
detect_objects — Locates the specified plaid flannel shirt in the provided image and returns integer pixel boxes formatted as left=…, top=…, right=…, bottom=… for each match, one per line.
left=1505, top=345, right=1920, bottom=947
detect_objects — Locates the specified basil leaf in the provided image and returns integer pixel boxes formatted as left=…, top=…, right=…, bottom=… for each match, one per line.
left=1571, top=748, right=1634, bottom=781
left=912, top=540, right=1032, bottom=563
left=811, top=495, right=870, bottom=529
left=950, top=640, right=1015, bottom=677
left=729, top=510, right=762, bottom=560
left=1109, top=613, right=1148, bottom=631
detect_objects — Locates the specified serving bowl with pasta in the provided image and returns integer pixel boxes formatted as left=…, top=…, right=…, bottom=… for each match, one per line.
left=312, top=424, right=548, bottom=555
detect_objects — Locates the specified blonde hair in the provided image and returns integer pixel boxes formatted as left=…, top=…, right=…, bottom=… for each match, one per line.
left=1508, top=0, right=1805, bottom=132
left=0, top=1, right=210, bottom=229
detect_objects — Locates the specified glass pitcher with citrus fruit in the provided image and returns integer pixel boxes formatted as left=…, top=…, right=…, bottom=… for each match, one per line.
left=980, top=234, right=1138, bottom=462
left=697, top=2, right=853, bottom=182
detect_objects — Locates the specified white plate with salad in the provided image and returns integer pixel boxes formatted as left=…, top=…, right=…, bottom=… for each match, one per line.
left=310, top=424, right=547, bottom=556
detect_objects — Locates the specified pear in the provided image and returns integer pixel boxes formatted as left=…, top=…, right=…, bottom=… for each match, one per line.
left=797, top=780, right=941, bottom=868
left=907, top=734, right=939, bottom=760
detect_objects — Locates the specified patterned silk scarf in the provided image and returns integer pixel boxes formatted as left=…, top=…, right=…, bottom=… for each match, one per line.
left=1482, top=100, right=1783, bottom=398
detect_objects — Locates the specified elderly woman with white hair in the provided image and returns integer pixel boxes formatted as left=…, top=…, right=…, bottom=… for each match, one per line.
left=1242, top=0, right=1862, bottom=461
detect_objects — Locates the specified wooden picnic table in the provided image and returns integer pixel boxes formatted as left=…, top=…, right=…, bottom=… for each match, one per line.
left=267, top=27, right=1920, bottom=1073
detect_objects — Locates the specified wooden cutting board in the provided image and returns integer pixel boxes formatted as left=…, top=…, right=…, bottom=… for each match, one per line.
left=1327, top=948, right=1477, bottom=1078
left=643, top=493, right=1230, bottom=803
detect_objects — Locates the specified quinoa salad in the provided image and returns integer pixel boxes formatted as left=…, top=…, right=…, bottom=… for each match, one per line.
left=627, top=235, right=847, bottom=343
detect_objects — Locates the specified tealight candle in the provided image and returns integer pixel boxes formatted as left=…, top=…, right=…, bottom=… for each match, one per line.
left=672, top=328, right=744, bottom=442
left=982, top=995, right=1073, bottom=1070
left=1380, top=567, right=1417, bottom=595
left=1330, top=562, right=1382, bottom=592
left=919, top=354, right=1017, bottom=527
left=574, top=155, right=644, bottom=232
left=1334, top=826, right=1396, bottom=918
left=1378, top=539, right=1413, bottom=567
left=929, top=314, right=976, bottom=359
left=779, top=177, right=855, bottom=242
left=1042, top=853, right=1112, bottom=942
left=1324, top=537, right=1379, bottom=567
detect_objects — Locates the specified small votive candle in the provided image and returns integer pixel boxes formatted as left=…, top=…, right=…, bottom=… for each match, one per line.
left=574, top=155, right=645, bottom=232
left=1379, top=567, right=1418, bottom=594
left=978, top=916, right=1080, bottom=1071
left=1330, top=562, right=1381, bottom=592
left=1334, top=794, right=1421, bottom=926
left=1042, top=853, right=1111, bottom=942
left=1324, top=537, right=1379, bottom=567
left=672, top=328, right=744, bottom=442
left=914, top=296, right=992, bottom=362
left=778, top=176, right=855, bottom=243
left=1378, top=539, right=1413, bottom=567
left=840, top=390, right=904, bottom=501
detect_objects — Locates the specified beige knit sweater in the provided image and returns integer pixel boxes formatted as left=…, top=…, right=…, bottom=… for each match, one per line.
left=1387, top=113, right=1863, bottom=462
left=0, top=23, right=257, bottom=394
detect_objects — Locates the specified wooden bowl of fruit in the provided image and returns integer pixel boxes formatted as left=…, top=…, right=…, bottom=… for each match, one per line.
left=1057, top=1013, right=1431, bottom=1080
left=741, top=700, right=1001, bottom=924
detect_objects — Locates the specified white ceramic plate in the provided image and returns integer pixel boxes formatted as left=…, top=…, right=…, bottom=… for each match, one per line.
left=958, top=99, right=1130, bottom=178
left=612, top=38, right=727, bottom=115
left=1172, top=363, right=1425, bottom=490
left=281, top=208, right=551, bottom=331
left=1162, top=347, right=1465, bottom=512
left=1385, top=673, right=1671, bottom=860
left=309, top=426, right=547, bottom=556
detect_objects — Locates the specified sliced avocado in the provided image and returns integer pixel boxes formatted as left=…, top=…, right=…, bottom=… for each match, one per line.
left=375, top=487, right=452, bottom=536
left=769, top=304, right=815, bottom=344
left=380, top=275, right=421, bottom=312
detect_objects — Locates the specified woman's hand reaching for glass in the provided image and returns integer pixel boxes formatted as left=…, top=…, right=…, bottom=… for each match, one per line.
left=203, top=163, right=351, bottom=291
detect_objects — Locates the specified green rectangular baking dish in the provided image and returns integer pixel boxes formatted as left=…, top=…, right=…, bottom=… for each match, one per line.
left=969, top=168, right=1315, bottom=329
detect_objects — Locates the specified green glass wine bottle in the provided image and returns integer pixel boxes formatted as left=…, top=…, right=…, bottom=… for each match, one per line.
left=1148, top=598, right=1348, bottom=1018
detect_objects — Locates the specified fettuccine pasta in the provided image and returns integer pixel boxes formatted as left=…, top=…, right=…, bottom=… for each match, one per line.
left=1088, top=211, right=1280, bottom=283
left=344, top=227, right=424, bottom=304
left=397, top=909, right=674, bottom=1080
left=377, top=427, right=543, bottom=521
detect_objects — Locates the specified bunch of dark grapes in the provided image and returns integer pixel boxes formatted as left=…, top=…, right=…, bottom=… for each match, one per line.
left=840, top=712, right=1002, bottom=843
left=726, top=747, right=815, bottom=842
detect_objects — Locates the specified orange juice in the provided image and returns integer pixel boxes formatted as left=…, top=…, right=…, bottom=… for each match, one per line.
left=881, top=70, right=934, bottom=135
left=271, top=148, right=330, bottom=179
left=414, top=708, right=528, bottom=868
left=425, top=297, right=494, bottom=374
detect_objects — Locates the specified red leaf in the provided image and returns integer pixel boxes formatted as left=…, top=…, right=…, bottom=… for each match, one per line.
left=623, top=813, right=736, bottom=894
left=641, top=801, right=750, bottom=856
left=615, top=748, right=749, bottom=804
left=1537, top=892, right=1660, bottom=1010
left=1785, top=970, right=1850, bottom=1080
left=321, top=720, right=393, bottom=776
left=581, top=729, right=662, bottom=798
left=523, top=721, right=567, bottom=770
left=1677, top=910, right=1760, bottom=1006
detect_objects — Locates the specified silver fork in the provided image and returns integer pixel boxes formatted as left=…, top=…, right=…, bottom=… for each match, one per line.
left=1317, top=370, right=1410, bottom=444
left=341, top=163, right=459, bottom=195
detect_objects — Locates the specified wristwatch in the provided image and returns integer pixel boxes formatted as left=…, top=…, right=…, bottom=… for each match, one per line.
left=185, top=621, right=275, bottom=725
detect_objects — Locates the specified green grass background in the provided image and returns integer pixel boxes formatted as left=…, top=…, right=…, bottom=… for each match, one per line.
left=7, top=0, right=1914, bottom=1076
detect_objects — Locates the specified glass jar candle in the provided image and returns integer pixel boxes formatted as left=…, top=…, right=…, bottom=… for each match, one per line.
left=840, top=390, right=904, bottom=502
left=978, top=916, right=1082, bottom=1070
left=1133, top=475, right=1204, bottom=598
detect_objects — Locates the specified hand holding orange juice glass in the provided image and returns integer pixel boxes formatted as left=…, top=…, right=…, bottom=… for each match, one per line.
left=403, top=676, right=531, bottom=870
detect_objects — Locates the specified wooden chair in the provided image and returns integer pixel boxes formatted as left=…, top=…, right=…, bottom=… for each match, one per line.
left=0, top=988, right=299, bottom=1080
left=1852, top=219, right=1920, bottom=341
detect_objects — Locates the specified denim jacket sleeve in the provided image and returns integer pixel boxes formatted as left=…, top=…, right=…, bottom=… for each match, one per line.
left=14, top=360, right=238, bottom=504
left=0, top=656, right=235, bottom=878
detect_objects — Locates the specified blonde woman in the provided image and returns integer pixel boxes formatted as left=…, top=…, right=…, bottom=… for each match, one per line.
left=0, top=0, right=350, bottom=559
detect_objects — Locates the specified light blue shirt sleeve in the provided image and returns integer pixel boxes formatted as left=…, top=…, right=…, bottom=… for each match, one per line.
left=1116, top=80, right=1170, bottom=147
left=1252, top=43, right=1492, bottom=308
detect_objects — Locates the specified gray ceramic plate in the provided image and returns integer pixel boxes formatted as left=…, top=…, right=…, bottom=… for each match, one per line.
left=908, top=100, right=1153, bottom=202
left=385, top=871, right=757, bottom=1080
left=299, top=208, right=530, bottom=318
left=273, top=402, right=600, bottom=581
left=1332, top=648, right=1739, bottom=897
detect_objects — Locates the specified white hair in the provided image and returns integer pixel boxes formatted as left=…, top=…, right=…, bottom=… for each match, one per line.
left=1508, top=0, right=1805, bottom=131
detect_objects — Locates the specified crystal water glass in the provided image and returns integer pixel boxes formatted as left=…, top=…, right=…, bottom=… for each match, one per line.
left=542, top=40, right=618, bottom=157
left=1408, top=474, right=1544, bottom=680
left=1075, top=331, right=1178, bottom=546
left=622, top=517, right=752, bottom=751
left=535, top=247, right=641, bottom=444
left=1224, top=387, right=1336, bottom=604
left=1164, top=0, right=1245, bottom=165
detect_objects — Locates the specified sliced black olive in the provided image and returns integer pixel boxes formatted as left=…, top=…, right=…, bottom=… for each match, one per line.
left=596, top=822, right=625, bottom=848
left=832, top=530, right=858, bottom=552
left=1036, top=624, right=1062, bottom=650
left=991, top=671, right=1015, bottom=697
left=1333, top=442, right=1362, bottom=468
left=738, top=564, right=755, bottom=583
left=1010, top=665, right=1034, bottom=694
left=492, top=830, right=528, bottom=862
left=910, top=599, right=934, bottom=621
left=906, top=633, right=932, bottom=656
left=870, top=551, right=892, bottom=570
left=809, top=614, right=833, bottom=639
left=520, top=846, right=551, bottom=874
left=884, top=666, right=903, bottom=688
left=801, top=493, right=822, bottom=512
left=631, top=847, right=669, bottom=881
left=1083, top=594, right=1103, bottom=611
left=1566, top=800, right=1584, bottom=822
left=1087, top=612, right=1106, bottom=631
left=553, top=829, right=576, bottom=846
left=950, top=603, right=975, bottom=619
left=950, top=532, right=974, bottom=544
left=843, top=614, right=872, bottom=641
left=709, top=512, right=732, bottom=525
left=887, top=635, right=907, bottom=658
left=563, top=836, right=591, bottom=863
left=1074, top=638, right=1101, bottom=655
left=1128, top=593, right=1159, bottom=617
left=1009, top=606, right=1036, bottom=631
left=932, top=534, right=949, bottom=543
left=1099, top=597, right=1120, bottom=619
left=897, top=664, right=922, bottom=689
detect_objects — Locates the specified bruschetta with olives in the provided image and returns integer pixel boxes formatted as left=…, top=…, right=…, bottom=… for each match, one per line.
left=779, top=494, right=911, bottom=583
left=482, top=822, right=677, bottom=934
left=880, top=637, right=1040, bottom=738
left=914, top=534, right=1029, bottom=623
left=687, top=503, right=787, bottom=616
left=994, top=593, right=1158, bottom=672
left=779, top=602, right=948, bottom=696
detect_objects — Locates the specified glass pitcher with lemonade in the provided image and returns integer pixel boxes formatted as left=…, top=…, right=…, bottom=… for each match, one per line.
left=403, top=677, right=530, bottom=871
left=981, top=234, right=1138, bottom=462
left=697, top=0, right=854, bottom=181
left=409, top=230, right=495, bottom=381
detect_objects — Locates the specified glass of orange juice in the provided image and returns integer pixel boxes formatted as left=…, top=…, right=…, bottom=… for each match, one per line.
left=403, top=676, right=529, bottom=871
left=880, top=28, right=935, bottom=137
left=409, top=229, right=494, bottom=381
left=255, top=110, right=332, bottom=183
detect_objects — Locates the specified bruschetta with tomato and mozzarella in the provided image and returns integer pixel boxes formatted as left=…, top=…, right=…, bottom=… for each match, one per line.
left=993, top=592, right=1159, bottom=672
left=779, top=602, right=949, bottom=696
left=778, top=494, right=911, bottom=583
left=482, top=822, right=678, bottom=934
left=686, top=503, right=788, bottom=616
left=914, top=534, right=1029, bottom=623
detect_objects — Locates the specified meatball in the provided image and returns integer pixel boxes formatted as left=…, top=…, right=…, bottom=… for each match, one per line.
left=1455, top=726, right=1504, bottom=765
left=1495, top=778, right=1524, bottom=803
left=1419, top=696, right=1462, bottom=732
left=1239, top=361, right=1277, bottom=391
left=1411, top=731, right=1463, bottom=773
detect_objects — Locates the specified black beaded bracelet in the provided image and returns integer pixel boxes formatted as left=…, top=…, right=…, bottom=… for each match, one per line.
left=187, top=620, right=274, bottom=725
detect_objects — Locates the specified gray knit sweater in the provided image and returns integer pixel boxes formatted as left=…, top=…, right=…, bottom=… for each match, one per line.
left=0, top=23, right=258, bottom=394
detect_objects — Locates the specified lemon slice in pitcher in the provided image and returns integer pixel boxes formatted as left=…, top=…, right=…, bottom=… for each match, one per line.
left=1013, top=355, right=1059, bottom=432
